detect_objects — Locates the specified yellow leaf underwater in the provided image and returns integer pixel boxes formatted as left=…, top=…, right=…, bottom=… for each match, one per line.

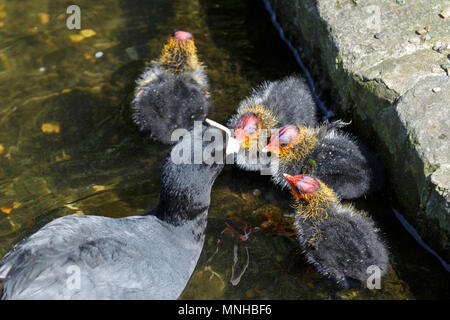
left=92, top=185, right=106, bottom=192
left=69, top=34, right=85, bottom=42
left=39, top=13, right=50, bottom=24
left=0, top=144, right=4, bottom=155
left=41, top=123, right=60, bottom=134
left=1, top=207, right=12, bottom=214
left=80, top=29, right=96, bottom=38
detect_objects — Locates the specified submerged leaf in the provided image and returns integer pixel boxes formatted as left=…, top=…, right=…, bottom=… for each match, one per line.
left=1, top=207, right=12, bottom=214
left=80, top=29, right=96, bottom=38
left=39, top=13, right=50, bottom=24
left=69, top=34, right=85, bottom=42
left=41, top=123, right=60, bottom=134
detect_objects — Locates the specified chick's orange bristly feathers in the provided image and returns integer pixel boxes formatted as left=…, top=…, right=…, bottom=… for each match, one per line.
left=284, top=174, right=335, bottom=221
left=159, top=31, right=200, bottom=73
left=268, top=120, right=385, bottom=199
left=234, top=105, right=278, bottom=151
left=264, top=125, right=317, bottom=159
left=227, top=76, right=319, bottom=172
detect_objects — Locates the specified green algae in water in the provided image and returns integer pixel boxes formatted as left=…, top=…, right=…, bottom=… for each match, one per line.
left=0, top=0, right=448, bottom=299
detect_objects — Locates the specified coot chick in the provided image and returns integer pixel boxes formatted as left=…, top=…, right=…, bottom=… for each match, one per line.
left=131, top=30, right=211, bottom=144
left=227, top=75, right=318, bottom=171
left=285, top=174, right=389, bottom=286
left=264, top=122, right=384, bottom=199
left=0, top=123, right=235, bottom=299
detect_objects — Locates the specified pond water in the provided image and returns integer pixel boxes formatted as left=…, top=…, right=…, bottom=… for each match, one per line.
left=0, top=0, right=448, bottom=299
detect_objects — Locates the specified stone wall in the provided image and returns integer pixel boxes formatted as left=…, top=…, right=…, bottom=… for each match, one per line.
left=267, top=0, right=450, bottom=259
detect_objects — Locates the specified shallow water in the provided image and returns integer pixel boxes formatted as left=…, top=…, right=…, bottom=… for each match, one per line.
left=0, top=0, right=448, bottom=299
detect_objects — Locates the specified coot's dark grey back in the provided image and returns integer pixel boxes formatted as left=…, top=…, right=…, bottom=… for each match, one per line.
left=0, top=214, right=206, bottom=299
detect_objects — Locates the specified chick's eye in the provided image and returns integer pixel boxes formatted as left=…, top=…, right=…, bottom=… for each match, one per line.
left=245, top=125, right=257, bottom=135
left=278, top=136, right=290, bottom=147
left=295, top=183, right=306, bottom=194
left=277, top=125, right=299, bottom=147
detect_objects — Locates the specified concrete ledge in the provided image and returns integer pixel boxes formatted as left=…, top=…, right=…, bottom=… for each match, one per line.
left=267, top=0, right=450, bottom=259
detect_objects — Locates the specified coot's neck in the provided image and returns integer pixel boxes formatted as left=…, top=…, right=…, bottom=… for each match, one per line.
left=151, top=125, right=225, bottom=226
left=152, top=184, right=212, bottom=226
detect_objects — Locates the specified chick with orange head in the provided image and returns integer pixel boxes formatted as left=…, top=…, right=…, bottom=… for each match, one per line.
left=227, top=75, right=318, bottom=171
left=263, top=121, right=384, bottom=199
left=131, top=31, right=211, bottom=144
left=284, top=173, right=389, bottom=286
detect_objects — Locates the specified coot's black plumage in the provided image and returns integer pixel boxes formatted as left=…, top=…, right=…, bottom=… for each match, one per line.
left=227, top=75, right=318, bottom=171
left=285, top=174, right=389, bottom=286
left=265, top=122, right=384, bottom=199
left=0, top=124, right=233, bottom=299
left=131, top=31, right=211, bottom=144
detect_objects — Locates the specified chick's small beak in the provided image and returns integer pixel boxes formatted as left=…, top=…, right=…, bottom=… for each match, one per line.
left=283, top=173, right=295, bottom=183
left=172, top=30, right=193, bottom=41
left=284, top=173, right=299, bottom=193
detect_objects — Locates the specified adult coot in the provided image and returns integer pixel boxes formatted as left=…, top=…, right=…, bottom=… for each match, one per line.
left=0, top=123, right=236, bottom=299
